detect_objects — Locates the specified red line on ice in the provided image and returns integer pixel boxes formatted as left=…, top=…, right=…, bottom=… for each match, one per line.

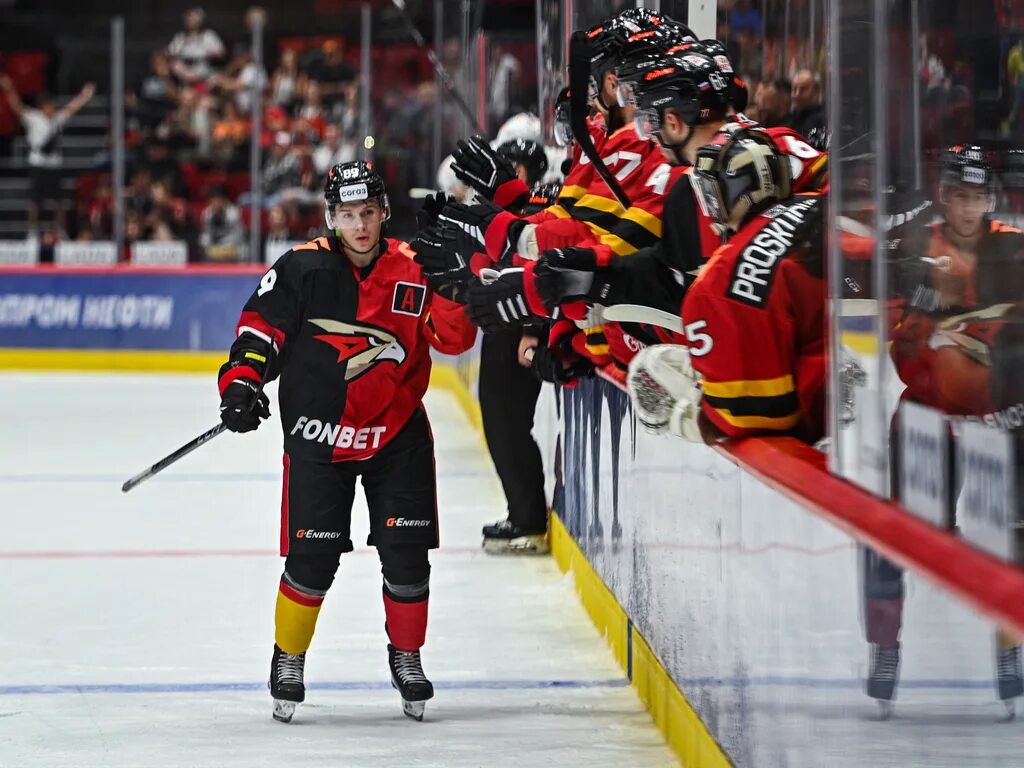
left=0, top=546, right=486, bottom=560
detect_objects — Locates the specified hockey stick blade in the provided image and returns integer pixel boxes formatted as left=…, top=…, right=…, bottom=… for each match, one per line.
left=601, top=304, right=684, bottom=334
left=121, top=423, right=227, bottom=493
left=568, top=31, right=630, bottom=209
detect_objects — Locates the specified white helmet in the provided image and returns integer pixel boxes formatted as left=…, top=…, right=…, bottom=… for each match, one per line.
left=494, top=112, right=542, bottom=147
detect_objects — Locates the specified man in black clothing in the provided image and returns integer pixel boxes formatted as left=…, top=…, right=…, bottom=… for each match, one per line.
left=786, top=69, right=825, bottom=141
left=308, top=40, right=356, bottom=107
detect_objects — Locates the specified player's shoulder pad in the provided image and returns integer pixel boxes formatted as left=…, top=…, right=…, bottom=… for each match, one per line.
left=266, top=235, right=339, bottom=276
left=722, top=195, right=823, bottom=309
left=390, top=238, right=417, bottom=260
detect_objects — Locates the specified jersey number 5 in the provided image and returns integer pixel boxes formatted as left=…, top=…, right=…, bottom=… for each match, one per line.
left=684, top=320, right=713, bottom=357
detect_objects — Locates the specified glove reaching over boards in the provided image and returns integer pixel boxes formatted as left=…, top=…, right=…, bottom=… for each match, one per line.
left=415, top=192, right=451, bottom=230
left=451, top=136, right=527, bottom=208
left=532, top=246, right=622, bottom=314
left=437, top=199, right=502, bottom=260
left=529, top=343, right=594, bottom=385
left=464, top=268, right=537, bottom=333
left=410, top=224, right=471, bottom=303
left=626, top=345, right=704, bottom=442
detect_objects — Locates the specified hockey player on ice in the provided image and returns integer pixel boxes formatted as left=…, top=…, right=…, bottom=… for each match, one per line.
left=216, top=161, right=475, bottom=724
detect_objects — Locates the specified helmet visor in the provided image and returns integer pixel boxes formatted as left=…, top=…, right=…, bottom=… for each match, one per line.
left=633, top=107, right=663, bottom=141
left=615, top=78, right=638, bottom=108
left=554, top=118, right=573, bottom=148
left=689, top=169, right=729, bottom=229
left=324, top=196, right=390, bottom=232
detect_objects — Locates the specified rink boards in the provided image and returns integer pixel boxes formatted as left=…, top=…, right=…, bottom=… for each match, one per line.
left=3, top=267, right=1024, bottom=765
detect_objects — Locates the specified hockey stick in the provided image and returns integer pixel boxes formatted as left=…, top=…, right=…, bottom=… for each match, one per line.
left=391, top=0, right=484, bottom=135
left=601, top=304, right=684, bottom=334
left=568, top=31, right=631, bottom=209
left=121, top=423, right=226, bottom=493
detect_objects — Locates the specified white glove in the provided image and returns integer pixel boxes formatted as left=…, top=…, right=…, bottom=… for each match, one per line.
left=626, top=345, right=704, bottom=442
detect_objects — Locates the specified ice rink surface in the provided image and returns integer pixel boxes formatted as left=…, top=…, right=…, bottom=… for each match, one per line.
left=0, top=373, right=676, bottom=768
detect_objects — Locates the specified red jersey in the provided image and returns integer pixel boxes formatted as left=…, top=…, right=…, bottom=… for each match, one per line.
left=890, top=219, right=1024, bottom=416
left=682, top=195, right=827, bottom=442
left=221, top=236, right=476, bottom=462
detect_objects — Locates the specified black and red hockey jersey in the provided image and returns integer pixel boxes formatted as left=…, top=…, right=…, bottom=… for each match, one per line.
left=682, top=194, right=827, bottom=442
left=219, top=236, right=476, bottom=462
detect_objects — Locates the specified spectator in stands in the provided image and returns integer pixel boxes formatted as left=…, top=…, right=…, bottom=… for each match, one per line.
left=754, top=78, right=791, bottom=127
left=126, top=167, right=154, bottom=216
left=0, top=75, right=96, bottom=235
left=140, top=140, right=184, bottom=196
left=920, top=33, right=948, bottom=95
left=129, top=51, right=179, bottom=130
left=329, top=80, right=362, bottom=139
left=307, top=40, right=355, bottom=107
left=270, top=48, right=302, bottom=111
left=294, top=80, right=327, bottom=143
left=162, top=87, right=213, bottom=159
left=147, top=179, right=195, bottom=244
left=265, top=203, right=295, bottom=245
left=125, top=210, right=148, bottom=246
left=211, top=48, right=267, bottom=115
left=211, top=100, right=251, bottom=170
left=199, top=185, right=244, bottom=250
left=260, top=131, right=305, bottom=207
left=312, top=123, right=353, bottom=177
left=168, top=7, right=226, bottom=85
left=786, top=69, right=825, bottom=139
left=86, top=177, right=114, bottom=239
left=395, top=82, right=438, bottom=191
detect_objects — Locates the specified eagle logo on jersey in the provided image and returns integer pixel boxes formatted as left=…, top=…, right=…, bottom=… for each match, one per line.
left=309, top=318, right=407, bottom=381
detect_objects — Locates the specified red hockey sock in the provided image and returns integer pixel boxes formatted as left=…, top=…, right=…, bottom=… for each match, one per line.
left=865, top=597, right=903, bottom=646
left=383, top=593, right=428, bottom=652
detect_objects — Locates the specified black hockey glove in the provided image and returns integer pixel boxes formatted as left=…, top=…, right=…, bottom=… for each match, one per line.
left=464, top=269, right=537, bottom=333
left=219, top=370, right=271, bottom=433
left=410, top=224, right=471, bottom=303
left=437, top=199, right=502, bottom=260
left=530, top=343, right=595, bottom=385
left=415, top=192, right=451, bottom=230
left=451, top=135, right=518, bottom=201
left=533, top=247, right=619, bottom=311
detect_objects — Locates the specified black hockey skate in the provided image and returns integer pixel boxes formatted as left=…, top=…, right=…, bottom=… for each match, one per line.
left=482, top=517, right=549, bottom=555
left=997, top=645, right=1023, bottom=720
left=867, top=643, right=900, bottom=719
left=269, top=644, right=306, bottom=723
left=388, top=643, right=433, bottom=721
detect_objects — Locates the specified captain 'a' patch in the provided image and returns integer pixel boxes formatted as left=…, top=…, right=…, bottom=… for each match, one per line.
left=392, top=282, right=426, bottom=317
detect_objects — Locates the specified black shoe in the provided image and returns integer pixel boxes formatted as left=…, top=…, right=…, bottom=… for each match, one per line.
left=269, top=644, right=306, bottom=722
left=388, top=643, right=433, bottom=721
left=998, top=645, right=1023, bottom=701
left=481, top=517, right=548, bottom=555
left=867, top=643, right=900, bottom=702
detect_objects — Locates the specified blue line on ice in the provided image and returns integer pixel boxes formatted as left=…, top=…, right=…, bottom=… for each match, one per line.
left=0, top=679, right=630, bottom=696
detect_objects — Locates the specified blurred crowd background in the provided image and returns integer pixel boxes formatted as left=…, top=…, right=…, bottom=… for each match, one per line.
left=1, top=0, right=1023, bottom=262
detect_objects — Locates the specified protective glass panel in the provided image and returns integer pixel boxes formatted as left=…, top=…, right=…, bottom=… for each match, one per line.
left=830, top=0, right=1023, bottom=533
